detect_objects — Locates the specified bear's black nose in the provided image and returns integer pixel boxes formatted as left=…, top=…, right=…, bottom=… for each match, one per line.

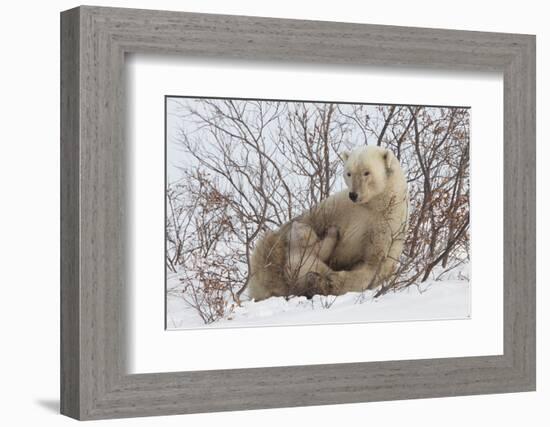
left=349, top=192, right=358, bottom=202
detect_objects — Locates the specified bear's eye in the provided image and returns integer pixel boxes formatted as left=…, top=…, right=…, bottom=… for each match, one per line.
left=346, top=172, right=351, bottom=177
left=364, top=171, right=370, bottom=176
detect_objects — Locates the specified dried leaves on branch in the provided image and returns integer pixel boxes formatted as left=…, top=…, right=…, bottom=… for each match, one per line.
left=166, top=99, right=470, bottom=323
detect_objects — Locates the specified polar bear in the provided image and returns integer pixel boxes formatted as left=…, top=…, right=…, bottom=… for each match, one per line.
left=311, top=145, right=409, bottom=293
left=285, top=222, right=339, bottom=297
left=247, top=145, right=408, bottom=300
left=246, top=221, right=339, bottom=301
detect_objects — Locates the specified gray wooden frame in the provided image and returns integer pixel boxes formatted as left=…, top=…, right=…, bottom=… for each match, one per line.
left=60, top=5, right=536, bottom=420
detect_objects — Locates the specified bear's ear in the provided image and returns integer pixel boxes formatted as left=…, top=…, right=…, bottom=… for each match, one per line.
left=341, top=150, right=350, bottom=162
left=383, top=149, right=394, bottom=170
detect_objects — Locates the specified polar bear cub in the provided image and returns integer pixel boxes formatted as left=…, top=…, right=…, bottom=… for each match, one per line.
left=285, top=222, right=339, bottom=288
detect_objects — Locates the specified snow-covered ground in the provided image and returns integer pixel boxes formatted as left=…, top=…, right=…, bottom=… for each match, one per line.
left=166, top=263, right=471, bottom=330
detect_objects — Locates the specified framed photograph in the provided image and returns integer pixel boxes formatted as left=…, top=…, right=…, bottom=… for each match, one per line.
left=61, top=6, right=536, bottom=420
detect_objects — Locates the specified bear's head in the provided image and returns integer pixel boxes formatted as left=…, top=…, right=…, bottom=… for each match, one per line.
left=341, top=145, right=398, bottom=204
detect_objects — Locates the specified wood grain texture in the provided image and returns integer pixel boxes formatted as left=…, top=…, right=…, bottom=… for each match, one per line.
left=60, top=5, right=536, bottom=420
left=60, top=7, right=80, bottom=419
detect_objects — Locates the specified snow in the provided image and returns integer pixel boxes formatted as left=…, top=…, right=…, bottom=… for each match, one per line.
left=166, top=264, right=471, bottom=330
